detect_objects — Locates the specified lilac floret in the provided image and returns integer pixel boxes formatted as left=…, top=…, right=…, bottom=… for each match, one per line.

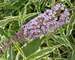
left=51, top=3, right=61, bottom=11
left=64, top=9, right=70, bottom=16
left=45, top=9, right=53, bottom=16
left=29, top=29, right=42, bottom=39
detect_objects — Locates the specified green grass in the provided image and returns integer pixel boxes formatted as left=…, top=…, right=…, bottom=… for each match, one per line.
left=0, top=0, right=75, bottom=60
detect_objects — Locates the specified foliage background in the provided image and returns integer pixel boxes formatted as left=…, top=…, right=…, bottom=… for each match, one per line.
left=0, top=0, right=75, bottom=60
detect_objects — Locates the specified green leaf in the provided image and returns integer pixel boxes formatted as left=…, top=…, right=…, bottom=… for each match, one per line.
left=0, top=28, right=4, bottom=35
left=6, top=46, right=16, bottom=60
left=0, top=16, right=18, bottom=28
left=22, top=12, right=39, bottom=22
left=0, top=57, right=6, bottom=60
left=0, top=12, right=39, bottom=28
left=0, top=2, right=10, bottom=8
left=22, top=39, right=42, bottom=57
left=51, top=33, right=72, bottom=49
left=26, top=45, right=61, bottom=60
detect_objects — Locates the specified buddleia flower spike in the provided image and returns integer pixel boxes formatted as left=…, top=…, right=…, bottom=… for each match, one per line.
left=21, top=3, right=70, bottom=39
left=0, top=3, right=70, bottom=54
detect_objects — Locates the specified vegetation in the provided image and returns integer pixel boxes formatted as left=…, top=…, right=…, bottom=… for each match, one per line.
left=0, top=0, right=75, bottom=60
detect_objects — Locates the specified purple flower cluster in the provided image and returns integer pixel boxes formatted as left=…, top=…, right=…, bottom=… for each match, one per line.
left=17, top=3, right=70, bottom=39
